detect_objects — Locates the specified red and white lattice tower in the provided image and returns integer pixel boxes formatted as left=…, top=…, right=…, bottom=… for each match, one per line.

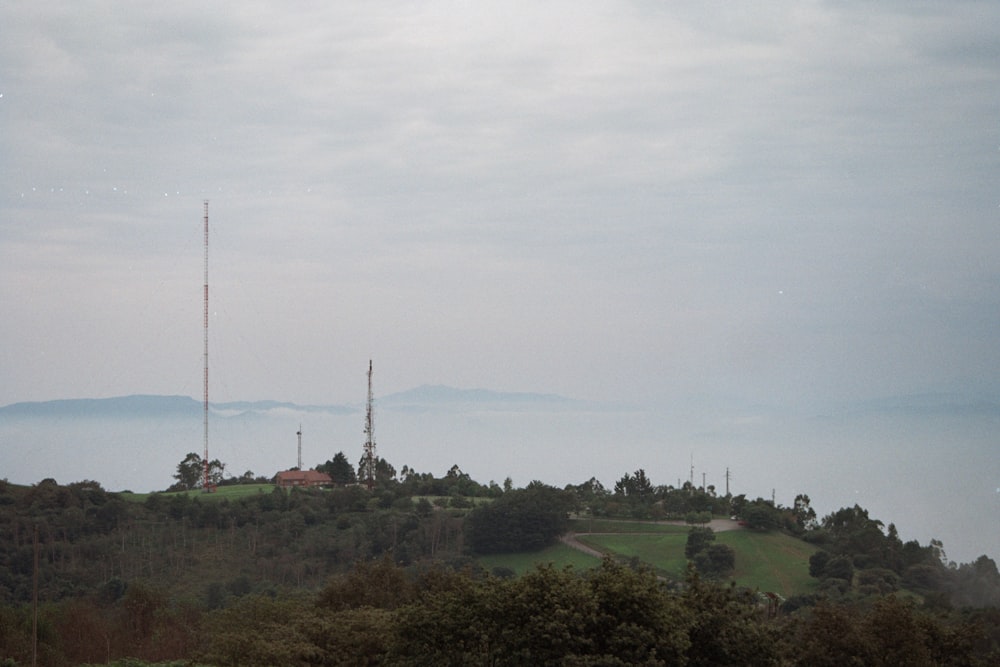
left=202, top=200, right=211, bottom=491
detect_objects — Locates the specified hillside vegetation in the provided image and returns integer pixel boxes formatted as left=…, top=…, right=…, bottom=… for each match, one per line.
left=0, top=461, right=998, bottom=665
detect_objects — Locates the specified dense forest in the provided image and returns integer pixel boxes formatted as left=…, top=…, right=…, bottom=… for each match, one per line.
left=1, top=457, right=999, bottom=665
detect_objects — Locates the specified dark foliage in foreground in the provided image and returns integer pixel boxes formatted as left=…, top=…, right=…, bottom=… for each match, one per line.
left=2, top=472, right=1000, bottom=665
left=5, top=558, right=996, bottom=666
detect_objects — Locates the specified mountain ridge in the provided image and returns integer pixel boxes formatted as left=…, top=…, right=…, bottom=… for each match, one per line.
left=3, top=389, right=998, bottom=419
left=0, top=386, right=588, bottom=418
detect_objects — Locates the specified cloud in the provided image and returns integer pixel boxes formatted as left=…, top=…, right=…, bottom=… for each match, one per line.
left=1, top=1, right=998, bottom=408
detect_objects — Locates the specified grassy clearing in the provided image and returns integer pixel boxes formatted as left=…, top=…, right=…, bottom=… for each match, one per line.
left=568, top=518, right=692, bottom=534
left=578, top=533, right=689, bottom=578
left=577, top=529, right=819, bottom=597
left=477, top=543, right=602, bottom=576
left=716, top=530, right=819, bottom=596
left=120, top=484, right=277, bottom=503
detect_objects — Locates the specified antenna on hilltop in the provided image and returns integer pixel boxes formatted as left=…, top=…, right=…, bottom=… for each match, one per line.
left=297, top=425, right=303, bottom=470
left=202, top=200, right=213, bottom=492
left=361, top=360, right=377, bottom=490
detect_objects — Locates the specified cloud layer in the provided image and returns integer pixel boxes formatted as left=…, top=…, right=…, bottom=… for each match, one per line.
left=2, top=1, right=999, bottom=408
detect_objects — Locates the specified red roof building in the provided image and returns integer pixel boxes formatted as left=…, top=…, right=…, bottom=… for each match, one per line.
left=275, top=469, right=332, bottom=489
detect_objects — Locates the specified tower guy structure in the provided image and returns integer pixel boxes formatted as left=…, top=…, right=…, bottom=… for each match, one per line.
left=202, top=200, right=212, bottom=492
left=361, top=360, right=377, bottom=490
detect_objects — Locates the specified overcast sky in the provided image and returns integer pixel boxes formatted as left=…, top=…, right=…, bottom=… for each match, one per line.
left=2, top=1, right=999, bottom=410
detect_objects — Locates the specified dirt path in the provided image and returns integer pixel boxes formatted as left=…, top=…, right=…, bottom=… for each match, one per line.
left=560, top=518, right=745, bottom=559
left=559, top=533, right=606, bottom=557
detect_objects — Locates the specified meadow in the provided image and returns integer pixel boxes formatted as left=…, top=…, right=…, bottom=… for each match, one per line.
left=576, top=525, right=817, bottom=596
left=475, top=517, right=819, bottom=597
left=120, top=483, right=277, bottom=502
left=122, top=489, right=820, bottom=596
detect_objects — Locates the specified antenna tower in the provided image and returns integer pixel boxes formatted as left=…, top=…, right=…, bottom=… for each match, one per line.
left=202, top=200, right=211, bottom=492
left=297, top=425, right=303, bottom=470
left=362, top=360, right=377, bottom=490
left=689, top=453, right=695, bottom=494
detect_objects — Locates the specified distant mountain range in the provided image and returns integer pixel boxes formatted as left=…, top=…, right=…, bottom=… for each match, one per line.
left=2, top=389, right=996, bottom=420
left=0, top=386, right=590, bottom=419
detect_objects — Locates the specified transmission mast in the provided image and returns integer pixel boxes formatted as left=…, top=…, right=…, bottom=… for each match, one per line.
left=202, top=200, right=211, bottom=492
left=297, top=425, right=303, bottom=470
left=362, top=360, right=377, bottom=490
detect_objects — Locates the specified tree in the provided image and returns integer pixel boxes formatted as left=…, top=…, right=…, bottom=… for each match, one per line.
left=317, top=452, right=356, bottom=485
left=174, top=453, right=202, bottom=490
left=682, top=569, right=781, bottom=666
left=356, top=455, right=396, bottom=486
left=207, top=458, right=225, bottom=486
left=824, top=555, right=855, bottom=582
left=685, top=527, right=716, bottom=559
left=821, top=505, right=886, bottom=562
left=742, top=499, right=780, bottom=531
left=614, top=469, right=654, bottom=500
left=694, top=544, right=736, bottom=579
left=466, top=483, right=572, bottom=554
left=809, top=551, right=831, bottom=578
left=374, top=457, right=396, bottom=483
left=173, top=453, right=224, bottom=490
left=793, top=493, right=818, bottom=532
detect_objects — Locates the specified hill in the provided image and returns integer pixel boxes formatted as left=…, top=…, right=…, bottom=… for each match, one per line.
left=1, top=473, right=998, bottom=666
left=0, top=386, right=588, bottom=419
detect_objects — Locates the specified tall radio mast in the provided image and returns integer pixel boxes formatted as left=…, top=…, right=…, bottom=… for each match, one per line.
left=202, top=200, right=211, bottom=491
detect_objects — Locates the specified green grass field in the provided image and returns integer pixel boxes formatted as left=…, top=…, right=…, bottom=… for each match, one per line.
left=118, top=490, right=818, bottom=596
left=476, top=543, right=602, bottom=575
left=716, top=529, right=819, bottom=596
left=568, top=518, right=692, bottom=534
left=120, top=484, right=277, bottom=503
left=577, top=533, right=690, bottom=577
left=576, top=528, right=819, bottom=597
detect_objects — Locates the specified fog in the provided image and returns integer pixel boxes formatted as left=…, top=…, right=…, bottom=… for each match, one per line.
left=2, top=399, right=996, bottom=565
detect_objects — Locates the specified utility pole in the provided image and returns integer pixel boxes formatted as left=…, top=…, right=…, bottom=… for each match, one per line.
left=725, top=467, right=731, bottom=496
left=362, top=360, right=377, bottom=490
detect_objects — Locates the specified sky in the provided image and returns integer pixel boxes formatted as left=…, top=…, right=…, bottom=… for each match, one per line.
left=2, top=0, right=1000, bottom=411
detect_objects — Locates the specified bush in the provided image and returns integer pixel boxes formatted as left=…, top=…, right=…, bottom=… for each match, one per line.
left=694, top=544, right=736, bottom=579
left=466, top=484, right=572, bottom=554
left=685, top=527, right=715, bottom=559
left=856, top=568, right=899, bottom=594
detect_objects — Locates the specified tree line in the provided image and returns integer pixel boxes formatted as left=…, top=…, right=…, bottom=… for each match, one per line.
left=2, top=459, right=999, bottom=664
left=3, top=557, right=998, bottom=666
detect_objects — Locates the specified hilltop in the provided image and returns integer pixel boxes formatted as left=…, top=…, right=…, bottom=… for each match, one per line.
left=1, top=463, right=999, bottom=665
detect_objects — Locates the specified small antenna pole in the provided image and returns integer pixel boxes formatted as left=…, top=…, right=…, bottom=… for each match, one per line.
left=689, top=453, right=694, bottom=495
left=297, top=425, right=303, bottom=470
